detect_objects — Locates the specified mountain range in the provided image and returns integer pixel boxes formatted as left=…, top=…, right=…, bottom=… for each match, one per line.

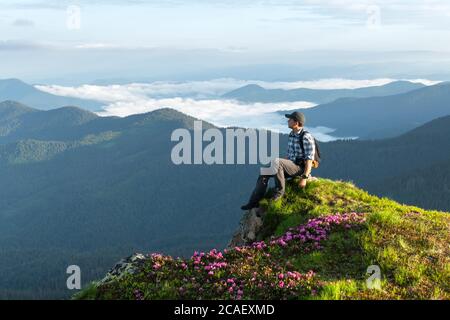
left=0, top=101, right=257, bottom=299
left=317, top=114, right=450, bottom=211
left=223, top=80, right=426, bottom=104
left=0, top=79, right=103, bottom=111
left=1, top=80, right=450, bottom=299
left=276, top=81, right=450, bottom=139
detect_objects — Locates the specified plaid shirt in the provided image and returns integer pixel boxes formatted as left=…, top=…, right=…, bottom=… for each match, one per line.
left=287, top=128, right=315, bottom=164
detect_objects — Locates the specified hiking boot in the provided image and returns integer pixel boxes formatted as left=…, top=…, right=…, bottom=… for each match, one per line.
left=271, top=193, right=284, bottom=201
left=241, top=203, right=259, bottom=211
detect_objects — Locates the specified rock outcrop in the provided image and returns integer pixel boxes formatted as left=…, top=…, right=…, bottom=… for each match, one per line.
left=228, top=207, right=266, bottom=248
left=227, top=177, right=318, bottom=248
left=99, top=253, right=147, bottom=284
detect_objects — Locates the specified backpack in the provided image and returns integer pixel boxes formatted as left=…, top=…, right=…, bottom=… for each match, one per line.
left=299, top=130, right=322, bottom=168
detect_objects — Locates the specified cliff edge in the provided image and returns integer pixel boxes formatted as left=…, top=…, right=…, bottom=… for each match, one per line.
left=75, top=178, right=450, bottom=300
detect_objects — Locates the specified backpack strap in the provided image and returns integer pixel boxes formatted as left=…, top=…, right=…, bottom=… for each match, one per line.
left=299, top=129, right=321, bottom=168
left=299, top=129, right=307, bottom=160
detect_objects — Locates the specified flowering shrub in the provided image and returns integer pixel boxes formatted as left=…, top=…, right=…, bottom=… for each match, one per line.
left=269, top=212, right=366, bottom=251
left=94, top=213, right=366, bottom=300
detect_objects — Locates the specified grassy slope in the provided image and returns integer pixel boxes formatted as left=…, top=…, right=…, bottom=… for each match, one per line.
left=76, top=179, right=450, bottom=300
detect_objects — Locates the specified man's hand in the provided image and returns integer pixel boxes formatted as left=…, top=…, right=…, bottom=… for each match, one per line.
left=299, top=178, right=307, bottom=189
left=299, top=159, right=312, bottom=189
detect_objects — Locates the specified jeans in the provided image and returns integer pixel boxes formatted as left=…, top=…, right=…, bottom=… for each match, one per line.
left=247, top=158, right=303, bottom=206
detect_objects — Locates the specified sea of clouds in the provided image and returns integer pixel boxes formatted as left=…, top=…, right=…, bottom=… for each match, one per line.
left=35, top=78, right=440, bottom=141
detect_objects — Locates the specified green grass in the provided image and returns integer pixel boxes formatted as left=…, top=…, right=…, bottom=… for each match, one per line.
left=260, top=178, right=450, bottom=299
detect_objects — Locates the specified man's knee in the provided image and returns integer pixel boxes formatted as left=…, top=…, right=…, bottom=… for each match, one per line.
left=257, top=175, right=269, bottom=187
left=260, top=157, right=281, bottom=176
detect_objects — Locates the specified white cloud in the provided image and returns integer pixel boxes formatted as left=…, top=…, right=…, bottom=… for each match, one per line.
left=95, top=98, right=355, bottom=141
left=74, top=43, right=119, bottom=49
left=12, top=18, right=35, bottom=27
left=35, top=77, right=440, bottom=139
left=36, top=84, right=143, bottom=102
left=36, top=77, right=440, bottom=101
left=37, top=80, right=241, bottom=101
left=0, top=39, right=46, bottom=50
left=35, top=80, right=316, bottom=133
left=3, top=0, right=450, bottom=55
left=97, top=98, right=314, bottom=124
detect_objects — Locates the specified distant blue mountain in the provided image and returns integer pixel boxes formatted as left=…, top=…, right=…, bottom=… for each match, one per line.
left=278, top=81, right=450, bottom=139
left=0, top=78, right=104, bottom=111
left=317, top=114, right=450, bottom=211
left=222, top=81, right=426, bottom=104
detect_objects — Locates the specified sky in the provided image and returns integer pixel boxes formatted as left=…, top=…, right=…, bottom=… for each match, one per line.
left=1, top=0, right=448, bottom=138
left=1, top=0, right=450, bottom=51
left=1, top=0, right=450, bottom=83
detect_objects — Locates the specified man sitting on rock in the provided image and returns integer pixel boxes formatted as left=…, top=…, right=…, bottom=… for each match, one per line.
left=241, top=111, right=316, bottom=210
